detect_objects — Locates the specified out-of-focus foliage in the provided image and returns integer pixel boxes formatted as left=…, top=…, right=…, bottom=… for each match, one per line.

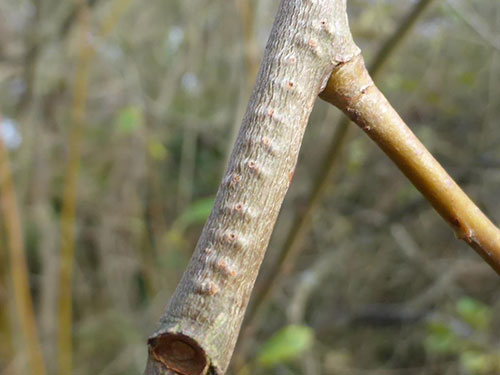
left=256, top=325, right=314, bottom=367
left=176, top=196, right=215, bottom=230
left=425, top=297, right=499, bottom=374
left=0, top=0, right=499, bottom=374
left=115, top=106, right=143, bottom=135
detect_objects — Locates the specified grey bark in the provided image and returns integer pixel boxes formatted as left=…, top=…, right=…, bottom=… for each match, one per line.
left=145, top=1, right=359, bottom=374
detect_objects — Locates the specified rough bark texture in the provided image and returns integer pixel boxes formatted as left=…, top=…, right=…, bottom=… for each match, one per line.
left=239, top=0, right=439, bottom=347
left=145, top=1, right=359, bottom=374
left=320, top=55, right=500, bottom=273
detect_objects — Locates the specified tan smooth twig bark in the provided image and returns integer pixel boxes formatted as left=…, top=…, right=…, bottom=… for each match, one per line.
left=320, top=54, right=500, bottom=273
left=0, top=124, right=46, bottom=375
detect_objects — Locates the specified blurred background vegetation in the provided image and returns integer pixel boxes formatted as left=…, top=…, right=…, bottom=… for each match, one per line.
left=0, top=0, right=499, bottom=374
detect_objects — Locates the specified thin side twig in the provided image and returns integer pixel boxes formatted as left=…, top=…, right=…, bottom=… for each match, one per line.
left=320, top=54, right=500, bottom=273
left=0, top=121, right=46, bottom=375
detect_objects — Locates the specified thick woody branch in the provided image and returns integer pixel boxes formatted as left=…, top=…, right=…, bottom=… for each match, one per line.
left=145, top=2, right=500, bottom=374
left=241, top=0, right=437, bottom=344
left=320, top=55, right=500, bottom=274
left=145, top=0, right=359, bottom=374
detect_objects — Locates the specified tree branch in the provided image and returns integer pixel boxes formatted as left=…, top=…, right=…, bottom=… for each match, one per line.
left=320, top=54, right=500, bottom=273
left=0, top=120, right=46, bottom=375
left=144, top=1, right=359, bottom=374
left=145, top=1, right=500, bottom=374
left=241, top=0, right=438, bottom=344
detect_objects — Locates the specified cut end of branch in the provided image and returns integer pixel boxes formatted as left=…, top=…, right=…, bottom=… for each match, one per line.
left=148, top=333, right=210, bottom=375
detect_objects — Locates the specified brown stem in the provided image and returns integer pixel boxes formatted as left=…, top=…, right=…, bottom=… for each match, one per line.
left=320, top=54, right=500, bottom=273
left=59, top=0, right=102, bottom=40
left=144, top=1, right=359, bottom=374
left=57, top=1, right=133, bottom=373
left=0, top=230, right=15, bottom=373
left=0, top=122, right=46, bottom=374
left=15, top=0, right=41, bottom=115
left=57, top=4, right=91, bottom=374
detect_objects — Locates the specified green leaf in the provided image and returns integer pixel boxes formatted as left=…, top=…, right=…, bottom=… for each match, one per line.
left=148, top=140, right=168, bottom=161
left=425, top=321, right=458, bottom=355
left=460, top=351, right=490, bottom=374
left=459, top=72, right=476, bottom=86
left=116, top=106, right=143, bottom=134
left=456, top=297, right=492, bottom=330
left=177, top=197, right=215, bottom=228
left=256, top=325, right=314, bottom=367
